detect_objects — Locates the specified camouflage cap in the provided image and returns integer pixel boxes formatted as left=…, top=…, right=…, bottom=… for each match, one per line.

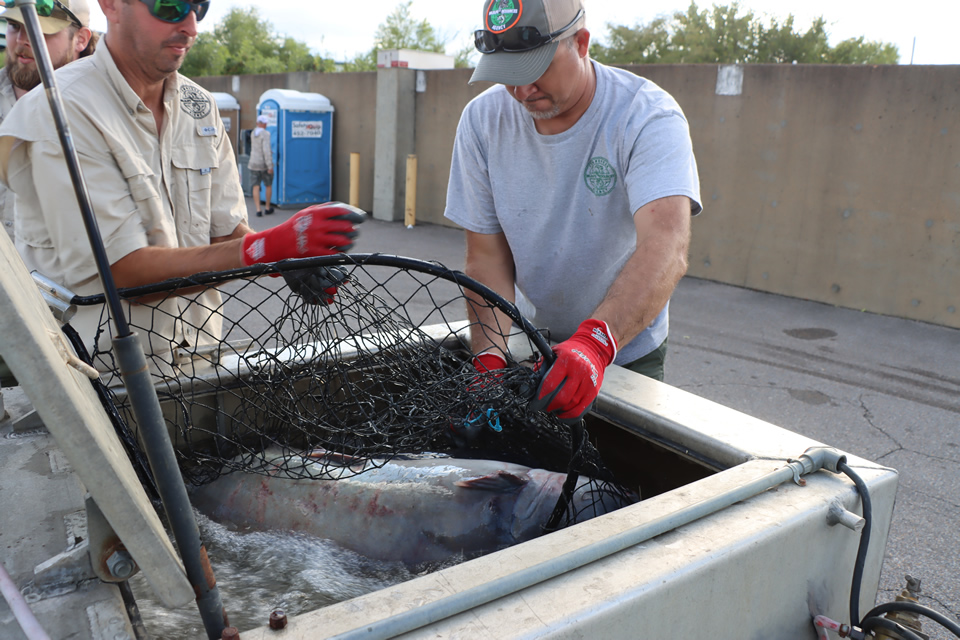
left=1, top=0, right=90, bottom=35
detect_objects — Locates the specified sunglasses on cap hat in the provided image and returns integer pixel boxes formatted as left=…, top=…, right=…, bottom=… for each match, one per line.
left=138, top=0, right=209, bottom=23
left=3, top=0, right=82, bottom=28
left=474, top=8, right=583, bottom=54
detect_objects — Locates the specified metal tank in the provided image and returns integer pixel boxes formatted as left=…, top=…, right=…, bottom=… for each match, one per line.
left=0, top=232, right=897, bottom=640
left=234, top=360, right=897, bottom=640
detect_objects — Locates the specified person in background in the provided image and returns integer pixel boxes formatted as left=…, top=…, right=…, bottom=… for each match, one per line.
left=444, top=0, right=701, bottom=422
left=0, top=0, right=362, bottom=367
left=82, top=29, right=101, bottom=57
left=248, top=113, right=274, bottom=217
left=0, top=0, right=94, bottom=241
left=0, top=0, right=94, bottom=402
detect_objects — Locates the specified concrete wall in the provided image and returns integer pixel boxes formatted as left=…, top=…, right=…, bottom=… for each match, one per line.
left=194, top=65, right=960, bottom=329
left=633, top=64, right=959, bottom=330
left=411, top=69, right=488, bottom=225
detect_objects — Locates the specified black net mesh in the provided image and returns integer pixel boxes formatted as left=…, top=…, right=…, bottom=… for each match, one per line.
left=69, top=255, right=637, bottom=530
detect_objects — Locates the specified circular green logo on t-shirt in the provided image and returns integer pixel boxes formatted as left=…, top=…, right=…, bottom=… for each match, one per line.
left=584, top=157, right=617, bottom=196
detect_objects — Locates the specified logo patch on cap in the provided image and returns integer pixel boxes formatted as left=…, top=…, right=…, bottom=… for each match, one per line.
left=485, top=0, right=522, bottom=33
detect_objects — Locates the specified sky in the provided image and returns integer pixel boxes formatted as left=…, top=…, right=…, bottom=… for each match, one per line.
left=88, top=0, right=960, bottom=66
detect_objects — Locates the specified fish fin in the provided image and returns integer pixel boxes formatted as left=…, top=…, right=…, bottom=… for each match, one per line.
left=455, top=470, right=530, bottom=493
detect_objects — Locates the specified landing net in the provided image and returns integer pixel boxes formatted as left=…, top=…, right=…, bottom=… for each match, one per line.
left=68, top=254, right=636, bottom=529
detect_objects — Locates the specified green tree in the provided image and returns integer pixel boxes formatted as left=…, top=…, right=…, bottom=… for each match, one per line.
left=667, top=2, right=758, bottom=63
left=344, top=1, right=472, bottom=71
left=754, top=16, right=831, bottom=64
left=375, top=0, right=446, bottom=52
left=182, top=7, right=334, bottom=77
left=589, top=18, right=672, bottom=65
left=341, top=51, right=377, bottom=73
left=826, top=37, right=899, bottom=64
left=591, top=2, right=899, bottom=65
left=182, top=34, right=228, bottom=76
left=452, top=44, right=479, bottom=69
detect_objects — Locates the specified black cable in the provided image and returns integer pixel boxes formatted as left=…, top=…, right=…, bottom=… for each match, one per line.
left=860, top=616, right=924, bottom=640
left=543, top=420, right=586, bottom=532
left=838, top=460, right=873, bottom=626
left=862, top=601, right=960, bottom=637
left=60, top=324, right=161, bottom=507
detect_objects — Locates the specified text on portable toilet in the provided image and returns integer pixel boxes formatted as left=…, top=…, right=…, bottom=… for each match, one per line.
left=292, top=121, right=323, bottom=138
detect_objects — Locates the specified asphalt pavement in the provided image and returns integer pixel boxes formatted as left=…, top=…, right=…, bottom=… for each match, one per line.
left=261, top=200, right=960, bottom=638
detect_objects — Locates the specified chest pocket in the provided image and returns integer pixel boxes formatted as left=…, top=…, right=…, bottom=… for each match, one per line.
left=114, top=151, right=161, bottom=205
left=171, top=140, right=219, bottom=239
left=109, top=149, right=169, bottom=247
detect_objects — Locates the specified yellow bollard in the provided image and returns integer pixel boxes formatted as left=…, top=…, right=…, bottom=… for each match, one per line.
left=349, top=152, right=360, bottom=208
left=405, top=154, right=417, bottom=228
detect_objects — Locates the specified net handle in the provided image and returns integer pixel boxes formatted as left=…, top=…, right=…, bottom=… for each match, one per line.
left=68, top=253, right=557, bottom=366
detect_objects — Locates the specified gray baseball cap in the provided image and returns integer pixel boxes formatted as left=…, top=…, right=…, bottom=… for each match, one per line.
left=470, top=0, right=585, bottom=86
left=1, top=0, right=90, bottom=34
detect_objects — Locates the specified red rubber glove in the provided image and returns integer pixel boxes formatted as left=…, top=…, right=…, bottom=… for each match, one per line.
left=466, top=352, right=507, bottom=395
left=472, top=352, right=507, bottom=373
left=530, top=319, right=617, bottom=421
left=241, top=202, right=364, bottom=266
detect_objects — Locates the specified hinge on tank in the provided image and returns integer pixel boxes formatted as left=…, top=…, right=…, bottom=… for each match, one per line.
left=18, top=495, right=139, bottom=603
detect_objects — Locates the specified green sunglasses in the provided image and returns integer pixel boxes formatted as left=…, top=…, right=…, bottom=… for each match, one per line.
left=138, top=0, right=209, bottom=24
left=3, top=0, right=83, bottom=28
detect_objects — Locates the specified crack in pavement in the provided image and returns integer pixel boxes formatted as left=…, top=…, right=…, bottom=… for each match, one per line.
left=675, top=341, right=960, bottom=415
left=885, top=483, right=960, bottom=510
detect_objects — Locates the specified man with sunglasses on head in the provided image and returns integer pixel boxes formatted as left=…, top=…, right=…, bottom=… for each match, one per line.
left=445, top=0, right=702, bottom=423
left=0, top=0, right=362, bottom=364
left=0, top=0, right=94, bottom=242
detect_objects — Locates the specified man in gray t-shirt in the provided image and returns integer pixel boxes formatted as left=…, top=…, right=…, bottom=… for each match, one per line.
left=444, top=0, right=701, bottom=422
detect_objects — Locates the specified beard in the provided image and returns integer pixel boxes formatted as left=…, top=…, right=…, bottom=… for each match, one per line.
left=157, top=35, right=193, bottom=75
left=522, top=97, right=561, bottom=121
left=5, top=41, right=75, bottom=92
left=526, top=102, right=561, bottom=121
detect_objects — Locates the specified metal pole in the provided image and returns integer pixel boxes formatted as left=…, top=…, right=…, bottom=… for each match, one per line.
left=404, top=154, right=417, bottom=228
left=16, top=2, right=227, bottom=637
left=0, top=561, right=51, bottom=640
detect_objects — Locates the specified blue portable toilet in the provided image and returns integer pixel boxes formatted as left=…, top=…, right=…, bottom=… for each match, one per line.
left=256, top=89, right=335, bottom=207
